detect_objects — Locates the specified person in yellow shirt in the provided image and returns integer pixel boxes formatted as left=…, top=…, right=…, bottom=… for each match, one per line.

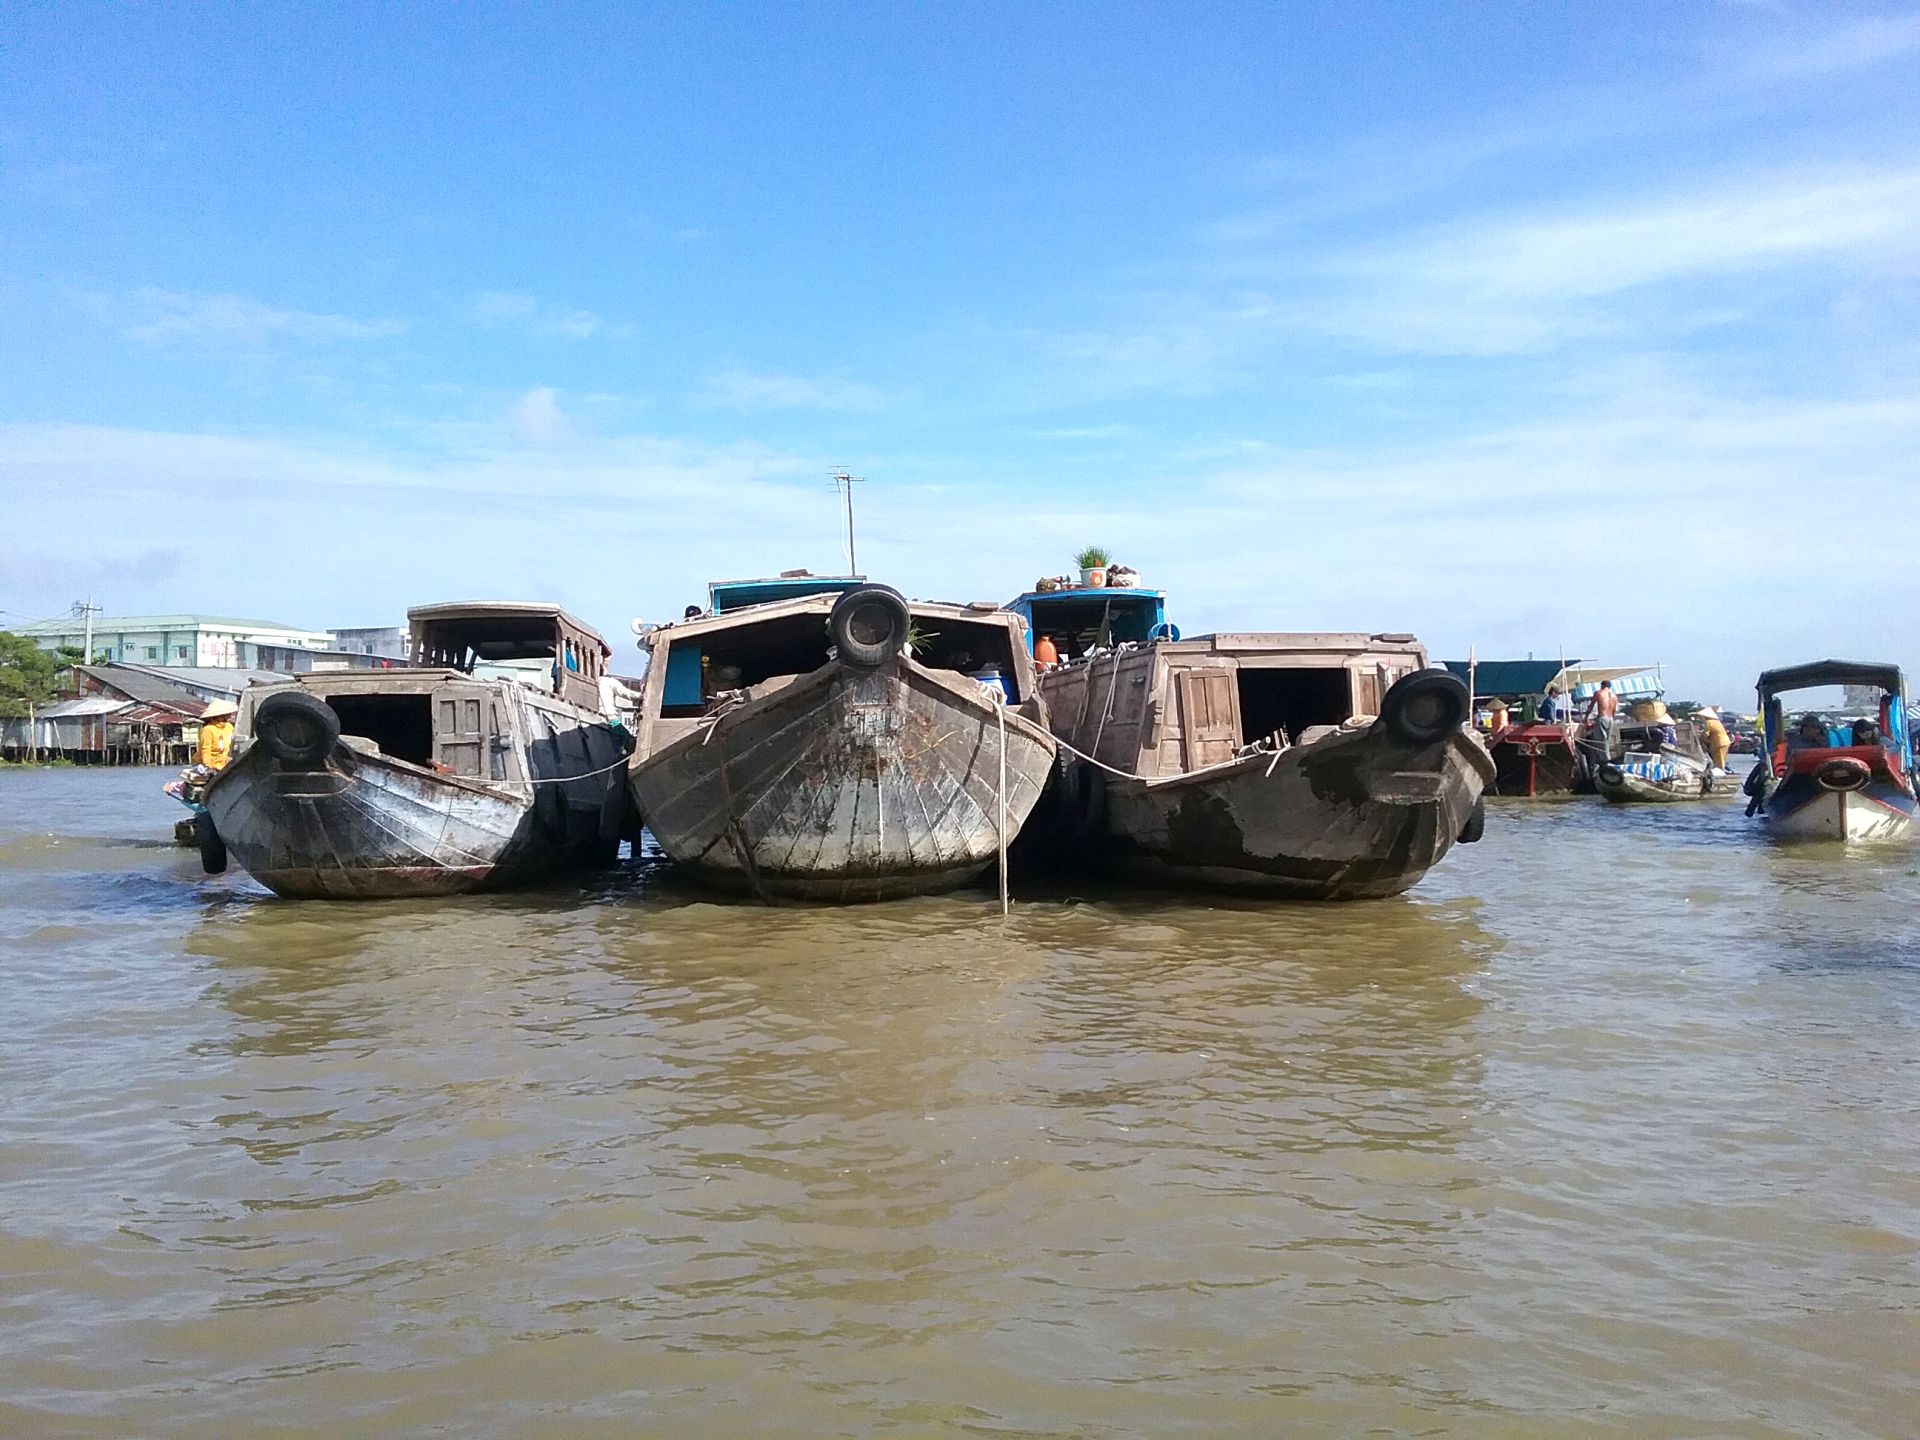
left=1695, top=705, right=1731, bottom=770
left=197, top=700, right=238, bottom=770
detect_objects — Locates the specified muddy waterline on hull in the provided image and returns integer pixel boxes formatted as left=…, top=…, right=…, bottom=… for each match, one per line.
left=2, top=767, right=1916, bottom=1437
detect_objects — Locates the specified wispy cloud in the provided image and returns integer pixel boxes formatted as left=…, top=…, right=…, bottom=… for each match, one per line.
left=1732, top=11, right=1920, bottom=80
left=1314, top=167, right=1920, bottom=354
left=113, top=288, right=403, bottom=347
left=467, top=290, right=607, bottom=340
left=703, top=369, right=884, bottom=411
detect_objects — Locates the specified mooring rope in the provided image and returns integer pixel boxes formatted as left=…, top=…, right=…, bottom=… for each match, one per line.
left=996, top=701, right=1010, bottom=917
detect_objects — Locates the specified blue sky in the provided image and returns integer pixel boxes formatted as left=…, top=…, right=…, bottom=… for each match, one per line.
left=3, top=2, right=1917, bottom=702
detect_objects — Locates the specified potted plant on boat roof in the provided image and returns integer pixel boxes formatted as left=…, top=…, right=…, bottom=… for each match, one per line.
left=1075, top=545, right=1110, bottom=588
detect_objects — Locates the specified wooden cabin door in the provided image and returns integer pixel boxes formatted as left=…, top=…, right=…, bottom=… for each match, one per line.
left=434, top=685, right=486, bottom=777
left=1178, top=668, right=1240, bottom=770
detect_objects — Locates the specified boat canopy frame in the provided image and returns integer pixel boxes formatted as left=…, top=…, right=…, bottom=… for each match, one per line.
left=1757, top=660, right=1906, bottom=700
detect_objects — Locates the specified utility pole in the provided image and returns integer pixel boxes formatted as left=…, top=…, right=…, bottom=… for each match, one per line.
left=72, top=597, right=102, bottom=667
left=831, top=470, right=865, bottom=576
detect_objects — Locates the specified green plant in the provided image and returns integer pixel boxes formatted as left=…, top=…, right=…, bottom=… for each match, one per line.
left=1074, top=545, right=1110, bottom=569
left=903, top=622, right=938, bottom=655
left=0, top=631, right=61, bottom=719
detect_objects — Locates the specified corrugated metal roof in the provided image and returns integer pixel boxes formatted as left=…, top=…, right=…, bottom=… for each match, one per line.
left=108, top=664, right=280, bottom=698
left=77, top=665, right=209, bottom=711
left=37, top=696, right=130, bottom=718
left=116, top=703, right=195, bottom=725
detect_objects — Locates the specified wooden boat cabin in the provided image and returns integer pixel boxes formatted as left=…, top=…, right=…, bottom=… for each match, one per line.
left=1030, top=627, right=1436, bottom=777
left=1002, top=591, right=1491, bottom=898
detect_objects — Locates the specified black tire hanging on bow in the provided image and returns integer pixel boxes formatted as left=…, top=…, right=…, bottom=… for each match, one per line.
left=1380, top=669, right=1469, bottom=748
left=253, top=689, right=340, bottom=768
left=828, top=585, right=912, bottom=669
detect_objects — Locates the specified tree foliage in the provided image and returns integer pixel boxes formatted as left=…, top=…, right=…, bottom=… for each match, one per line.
left=0, top=632, right=62, bottom=718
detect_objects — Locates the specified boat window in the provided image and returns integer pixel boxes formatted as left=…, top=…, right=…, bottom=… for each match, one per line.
left=1026, top=594, right=1161, bottom=659
left=1235, top=667, right=1351, bottom=745
left=660, top=614, right=834, bottom=717
left=908, top=618, right=1023, bottom=700
left=324, top=694, right=434, bottom=766
left=660, top=612, right=1026, bottom=716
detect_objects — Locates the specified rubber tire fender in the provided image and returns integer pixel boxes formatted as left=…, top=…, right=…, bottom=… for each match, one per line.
left=253, top=689, right=340, bottom=768
left=828, top=585, right=912, bottom=669
left=1814, top=757, right=1871, bottom=792
left=1457, top=795, right=1485, bottom=844
left=1599, top=763, right=1625, bottom=787
left=1053, top=757, right=1107, bottom=840
left=1380, top=668, right=1469, bottom=748
left=193, top=811, right=228, bottom=875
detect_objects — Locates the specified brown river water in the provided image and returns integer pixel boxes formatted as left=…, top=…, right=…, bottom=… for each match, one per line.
left=2, top=766, right=1917, bottom=1438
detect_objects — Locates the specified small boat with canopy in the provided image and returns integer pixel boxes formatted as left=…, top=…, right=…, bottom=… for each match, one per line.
left=1745, top=660, right=1917, bottom=842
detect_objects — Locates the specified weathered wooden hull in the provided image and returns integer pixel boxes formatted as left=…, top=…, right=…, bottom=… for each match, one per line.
left=630, top=659, right=1057, bottom=902
left=204, top=738, right=625, bottom=899
left=1059, top=726, right=1494, bottom=900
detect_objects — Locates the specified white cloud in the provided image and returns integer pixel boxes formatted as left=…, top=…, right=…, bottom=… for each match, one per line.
left=703, top=369, right=883, bottom=412
left=467, top=290, right=605, bottom=340
left=508, top=387, right=573, bottom=446
left=4, top=364, right=1918, bottom=700
left=115, top=288, right=403, bottom=346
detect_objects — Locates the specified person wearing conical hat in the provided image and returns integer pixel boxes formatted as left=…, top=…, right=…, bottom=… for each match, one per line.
left=197, top=699, right=238, bottom=770
left=1695, top=705, right=1731, bottom=770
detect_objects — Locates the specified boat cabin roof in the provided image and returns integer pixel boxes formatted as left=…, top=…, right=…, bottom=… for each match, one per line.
left=407, top=601, right=611, bottom=662
left=1441, top=658, right=1659, bottom=700
left=657, top=591, right=1016, bottom=644
left=707, top=572, right=867, bottom=614
left=1757, top=659, right=1905, bottom=697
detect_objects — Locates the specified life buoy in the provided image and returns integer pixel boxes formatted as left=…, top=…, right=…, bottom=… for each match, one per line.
left=1380, top=669, right=1469, bottom=748
left=1815, top=757, right=1871, bottom=792
left=253, top=690, right=340, bottom=768
left=827, top=585, right=911, bottom=669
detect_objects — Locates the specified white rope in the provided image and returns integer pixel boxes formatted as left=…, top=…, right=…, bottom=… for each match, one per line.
left=518, top=752, right=632, bottom=786
left=996, top=700, right=1009, bottom=917
left=1049, top=730, right=1144, bottom=780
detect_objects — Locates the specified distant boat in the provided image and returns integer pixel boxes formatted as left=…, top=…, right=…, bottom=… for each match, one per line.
left=1442, top=659, right=1663, bottom=797
left=1009, top=586, right=1493, bottom=899
left=628, top=576, right=1057, bottom=901
left=201, top=603, right=632, bottom=897
left=1596, top=747, right=1731, bottom=803
left=1745, top=660, right=1917, bottom=842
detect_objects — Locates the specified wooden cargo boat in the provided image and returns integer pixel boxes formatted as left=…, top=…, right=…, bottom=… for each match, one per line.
left=1009, top=588, right=1493, bottom=899
left=628, top=578, right=1057, bottom=902
left=200, top=603, right=632, bottom=898
left=1744, top=660, right=1917, bottom=842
